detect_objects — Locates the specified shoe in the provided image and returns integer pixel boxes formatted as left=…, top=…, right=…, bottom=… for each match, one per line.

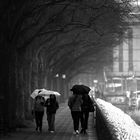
left=83, top=130, right=87, bottom=135
left=39, top=128, right=42, bottom=133
left=80, top=129, right=84, bottom=134
left=36, top=127, right=38, bottom=131
left=76, top=130, right=79, bottom=135
left=73, top=131, right=76, bottom=134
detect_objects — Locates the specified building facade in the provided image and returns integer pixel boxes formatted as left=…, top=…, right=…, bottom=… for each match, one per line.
left=112, top=20, right=140, bottom=91
left=104, top=12, right=140, bottom=110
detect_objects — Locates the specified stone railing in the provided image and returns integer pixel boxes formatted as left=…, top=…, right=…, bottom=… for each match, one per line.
left=95, top=99, right=140, bottom=140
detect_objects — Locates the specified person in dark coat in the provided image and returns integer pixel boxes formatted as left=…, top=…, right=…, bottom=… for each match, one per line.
left=80, top=94, right=94, bottom=134
left=45, top=94, right=59, bottom=133
left=68, top=92, right=83, bottom=135
left=33, top=95, right=45, bottom=132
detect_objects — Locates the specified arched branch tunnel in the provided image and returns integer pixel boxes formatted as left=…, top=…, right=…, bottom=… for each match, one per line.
left=0, top=0, right=133, bottom=134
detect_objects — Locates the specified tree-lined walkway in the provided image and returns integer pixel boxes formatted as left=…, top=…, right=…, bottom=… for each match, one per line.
left=1, top=101, right=98, bottom=140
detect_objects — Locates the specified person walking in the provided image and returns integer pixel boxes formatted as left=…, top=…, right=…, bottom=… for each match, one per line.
left=80, top=94, right=94, bottom=134
left=45, top=94, right=59, bottom=133
left=68, top=91, right=83, bottom=135
left=33, top=95, right=45, bottom=132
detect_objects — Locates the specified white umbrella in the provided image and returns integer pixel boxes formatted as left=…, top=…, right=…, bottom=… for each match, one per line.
left=38, top=89, right=61, bottom=97
left=30, top=88, right=46, bottom=99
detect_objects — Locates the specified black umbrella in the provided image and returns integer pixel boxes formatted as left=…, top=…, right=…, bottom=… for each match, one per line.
left=70, top=84, right=91, bottom=94
left=81, top=85, right=91, bottom=93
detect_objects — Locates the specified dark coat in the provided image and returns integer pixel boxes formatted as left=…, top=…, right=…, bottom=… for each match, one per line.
left=81, top=94, right=94, bottom=112
left=68, top=94, right=83, bottom=111
left=45, top=98, right=59, bottom=114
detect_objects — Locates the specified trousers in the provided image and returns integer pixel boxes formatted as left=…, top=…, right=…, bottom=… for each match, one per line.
left=47, top=113, right=55, bottom=131
left=35, top=111, right=44, bottom=131
left=71, top=111, right=81, bottom=131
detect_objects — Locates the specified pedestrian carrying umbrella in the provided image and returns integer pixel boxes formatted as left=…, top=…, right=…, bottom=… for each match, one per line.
left=70, top=84, right=91, bottom=94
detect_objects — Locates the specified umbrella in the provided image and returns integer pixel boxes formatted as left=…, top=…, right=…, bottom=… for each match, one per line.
left=30, top=89, right=60, bottom=99
left=30, top=89, right=45, bottom=99
left=81, top=85, right=91, bottom=93
left=70, top=84, right=91, bottom=94
left=38, top=89, right=61, bottom=97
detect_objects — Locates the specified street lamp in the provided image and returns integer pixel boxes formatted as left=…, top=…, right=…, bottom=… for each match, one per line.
left=93, top=80, right=98, bottom=83
left=55, top=73, right=59, bottom=77
left=62, top=74, right=66, bottom=79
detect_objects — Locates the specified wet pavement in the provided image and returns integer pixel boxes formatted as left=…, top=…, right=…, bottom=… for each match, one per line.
left=1, top=101, right=98, bottom=140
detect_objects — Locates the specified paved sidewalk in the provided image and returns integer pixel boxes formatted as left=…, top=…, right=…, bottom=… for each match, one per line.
left=1, top=101, right=98, bottom=140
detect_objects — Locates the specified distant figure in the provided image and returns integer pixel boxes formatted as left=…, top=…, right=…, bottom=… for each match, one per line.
left=68, top=92, right=83, bottom=135
left=45, top=94, right=59, bottom=133
left=90, top=87, right=102, bottom=99
left=80, top=94, right=94, bottom=134
left=89, top=89, right=95, bottom=100
left=33, top=95, right=45, bottom=132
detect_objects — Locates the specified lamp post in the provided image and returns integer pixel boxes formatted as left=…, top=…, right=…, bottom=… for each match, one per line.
left=62, top=74, right=67, bottom=100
